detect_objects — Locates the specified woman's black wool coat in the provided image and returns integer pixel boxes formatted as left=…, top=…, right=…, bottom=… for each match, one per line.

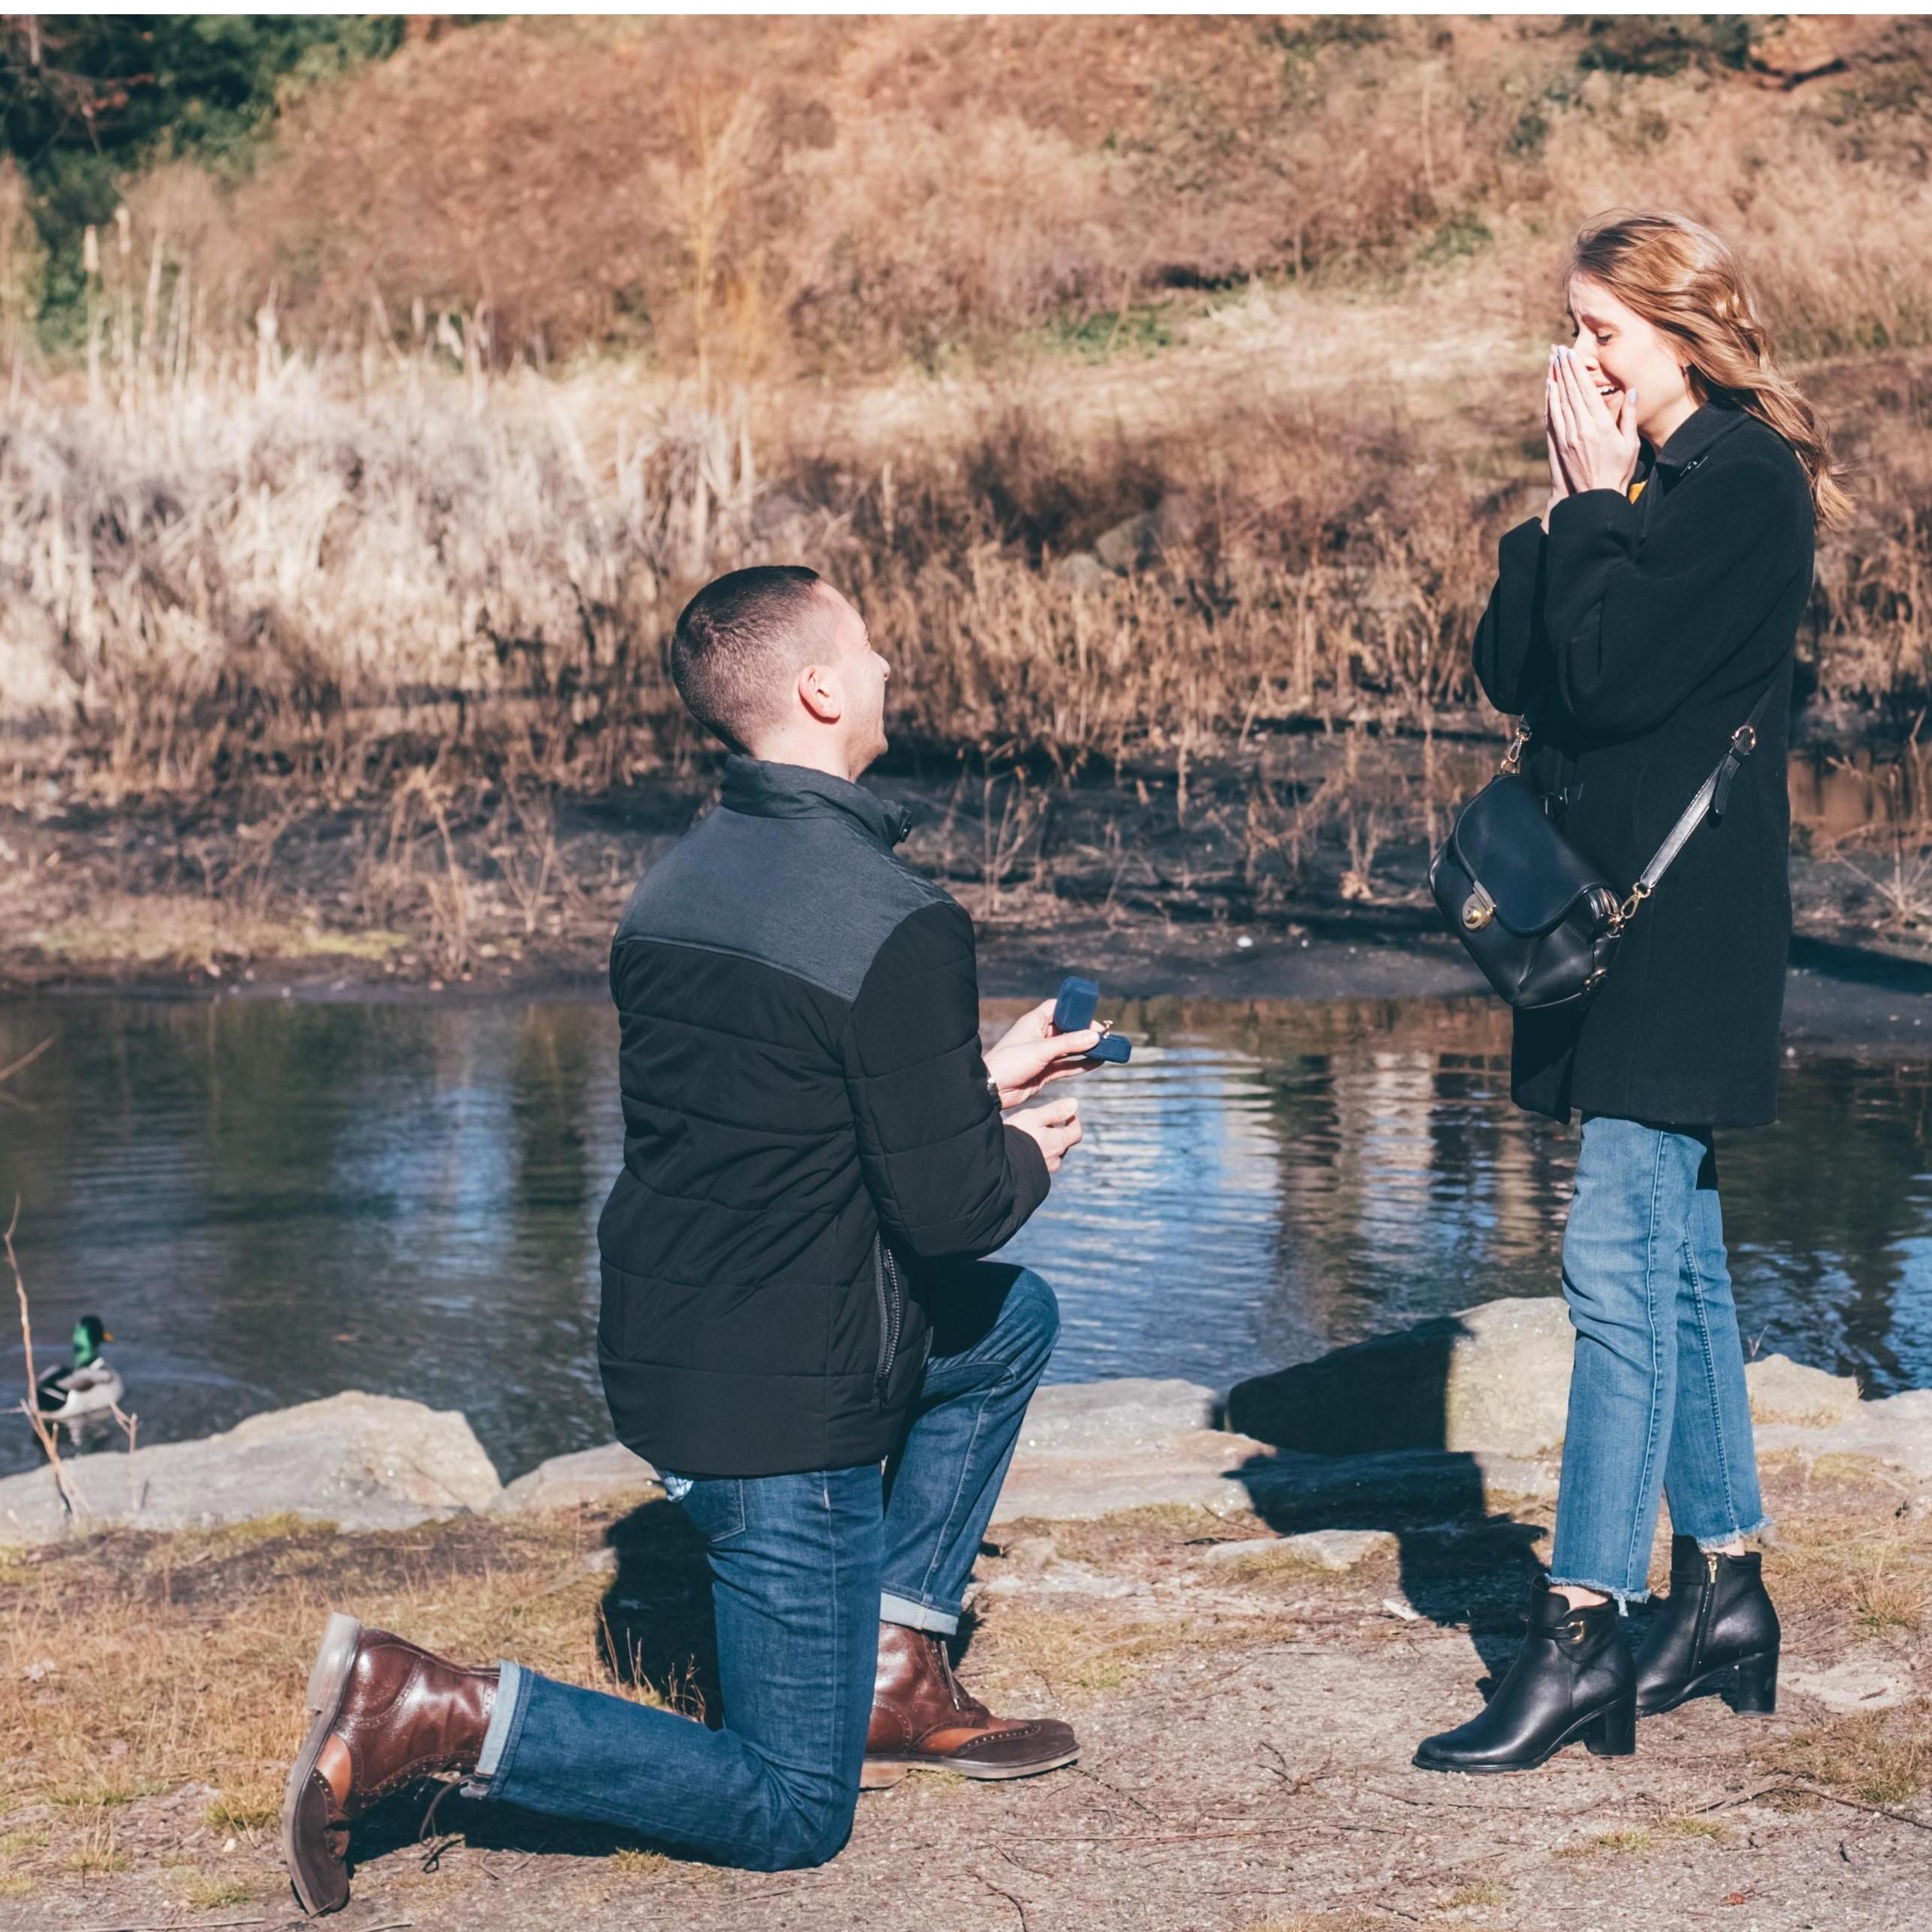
left=1471, top=401, right=1815, bottom=1130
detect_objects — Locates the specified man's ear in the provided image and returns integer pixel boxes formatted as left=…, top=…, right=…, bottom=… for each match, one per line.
left=796, top=660, right=843, bottom=725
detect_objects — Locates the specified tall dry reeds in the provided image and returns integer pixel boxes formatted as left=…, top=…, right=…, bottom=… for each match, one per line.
left=1, top=327, right=1930, bottom=808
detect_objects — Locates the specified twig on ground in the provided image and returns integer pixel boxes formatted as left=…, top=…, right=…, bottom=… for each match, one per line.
left=978, top=1872, right=1030, bottom=1931
left=1257, top=1739, right=1336, bottom=1793
left=108, top=1395, right=142, bottom=1511
left=7, top=1193, right=86, bottom=1516
left=1758, top=1775, right=1932, bottom=1835
left=1691, top=1778, right=1803, bottom=1815
left=1068, top=1764, right=1161, bottom=1819
left=1000, top=1844, right=1059, bottom=1880
left=70, top=1919, right=268, bottom=1932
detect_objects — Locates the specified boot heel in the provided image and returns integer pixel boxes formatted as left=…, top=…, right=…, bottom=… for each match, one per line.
left=1584, top=1695, right=1637, bottom=1758
left=1723, top=1650, right=1778, bottom=1716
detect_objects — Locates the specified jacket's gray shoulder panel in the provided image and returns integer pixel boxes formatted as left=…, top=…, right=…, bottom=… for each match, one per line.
left=614, top=806, right=952, bottom=1002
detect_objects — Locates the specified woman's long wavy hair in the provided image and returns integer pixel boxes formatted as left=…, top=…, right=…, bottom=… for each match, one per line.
left=1568, top=210, right=1850, bottom=530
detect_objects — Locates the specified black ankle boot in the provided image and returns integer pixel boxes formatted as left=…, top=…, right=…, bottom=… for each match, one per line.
left=1634, top=1536, right=1779, bottom=1718
left=1414, top=1582, right=1636, bottom=1774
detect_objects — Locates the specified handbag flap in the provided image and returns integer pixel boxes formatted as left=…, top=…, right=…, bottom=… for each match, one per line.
left=1449, top=774, right=1608, bottom=936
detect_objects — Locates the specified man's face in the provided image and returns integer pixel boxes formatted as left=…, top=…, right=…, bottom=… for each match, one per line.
left=819, top=585, right=891, bottom=775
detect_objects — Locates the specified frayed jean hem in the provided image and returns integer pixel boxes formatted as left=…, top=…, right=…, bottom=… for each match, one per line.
left=1547, top=1575, right=1647, bottom=1611
left=1693, top=1515, right=1775, bottom=1554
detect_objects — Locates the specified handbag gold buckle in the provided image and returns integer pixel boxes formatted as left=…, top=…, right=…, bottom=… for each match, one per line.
left=1499, top=718, right=1531, bottom=775
left=1461, top=885, right=1495, bottom=931
left=1610, top=882, right=1650, bottom=929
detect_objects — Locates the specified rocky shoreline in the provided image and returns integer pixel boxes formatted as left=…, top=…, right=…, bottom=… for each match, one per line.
left=4, top=1296, right=1928, bottom=1932
left=8, top=1297, right=1927, bottom=1554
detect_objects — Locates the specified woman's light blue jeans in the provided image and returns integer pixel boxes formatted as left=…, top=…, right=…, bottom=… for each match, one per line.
left=1549, top=1115, right=1769, bottom=1605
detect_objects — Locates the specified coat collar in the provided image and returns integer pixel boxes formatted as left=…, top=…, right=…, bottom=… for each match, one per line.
left=720, top=755, right=912, bottom=850
left=1652, top=399, right=1749, bottom=474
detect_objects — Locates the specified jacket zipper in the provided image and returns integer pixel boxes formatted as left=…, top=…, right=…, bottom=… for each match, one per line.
left=872, top=1234, right=903, bottom=1406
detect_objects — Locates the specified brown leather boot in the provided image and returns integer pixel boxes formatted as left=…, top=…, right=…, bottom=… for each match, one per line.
left=862, top=1621, right=1078, bottom=1788
left=281, top=1614, right=498, bottom=1916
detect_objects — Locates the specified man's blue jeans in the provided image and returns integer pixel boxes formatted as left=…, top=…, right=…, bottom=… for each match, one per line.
left=1548, top=1116, right=1769, bottom=1605
left=472, top=1262, right=1059, bottom=1870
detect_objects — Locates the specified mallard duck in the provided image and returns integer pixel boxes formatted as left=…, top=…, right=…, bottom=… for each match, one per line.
left=34, top=1315, right=124, bottom=1423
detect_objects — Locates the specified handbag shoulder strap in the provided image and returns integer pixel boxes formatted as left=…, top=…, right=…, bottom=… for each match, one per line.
left=1631, top=682, right=1778, bottom=901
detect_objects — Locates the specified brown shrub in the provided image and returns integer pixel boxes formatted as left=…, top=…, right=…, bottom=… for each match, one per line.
left=136, top=15, right=1932, bottom=375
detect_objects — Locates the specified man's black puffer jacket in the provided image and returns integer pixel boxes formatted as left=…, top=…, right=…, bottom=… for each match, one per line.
left=596, top=756, right=1050, bottom=1477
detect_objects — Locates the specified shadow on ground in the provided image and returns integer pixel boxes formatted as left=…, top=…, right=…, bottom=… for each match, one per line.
left=1224, top=1319, right=1545, bottom=1689
left=348, top=1498, right=722, bottom=1880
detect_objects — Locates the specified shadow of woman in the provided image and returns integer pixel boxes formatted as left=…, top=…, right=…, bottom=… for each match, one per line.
left=1223, top=1321, right=1550, bottom=1698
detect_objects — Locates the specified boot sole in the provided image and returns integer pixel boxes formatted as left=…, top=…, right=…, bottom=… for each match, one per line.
left=281, top=1611, right=363, bottom=1916
left=1638, top=1649, right=1778, bottom=1719
left=1412, top=1698, right=1635, bottom=1775
left=861, top=1745, right=1079, bottom=1790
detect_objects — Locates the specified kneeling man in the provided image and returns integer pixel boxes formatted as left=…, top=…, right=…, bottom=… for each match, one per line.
left=282, top=566, right=1095, bottom=1911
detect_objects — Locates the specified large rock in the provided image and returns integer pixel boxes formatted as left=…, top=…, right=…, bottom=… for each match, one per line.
left=1017, top=1378, right=1218, bottom=1451
left=494, top=1441, right=662, bottom=1513
left=1226, top=1300, right=1874, bottom=1462
left=1745, top=1354, right=1864, bottom=1426
left=1225, top=1297, right=1575, bottom=1458
left=992, top=1379, right=1244, bottom=1522
left=0, top=1392, right=502, bottom=1545
left=1756, top=1387, right=1932, bottom=1483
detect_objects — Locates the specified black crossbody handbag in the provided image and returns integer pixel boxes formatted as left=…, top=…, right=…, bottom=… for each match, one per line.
left=1430, top=686, right=1773, bottom=1011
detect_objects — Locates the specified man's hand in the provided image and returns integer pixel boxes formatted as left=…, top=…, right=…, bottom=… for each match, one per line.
left=983, top=999, right=1102, bottom=1110
left=1010, top=1095, right=1083, bottom=1174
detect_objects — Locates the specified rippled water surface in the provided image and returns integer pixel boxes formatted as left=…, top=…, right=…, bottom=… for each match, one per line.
left=2, top=993, right=1928, bottom=1481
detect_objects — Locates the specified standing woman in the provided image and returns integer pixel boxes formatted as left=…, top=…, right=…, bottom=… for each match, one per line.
left=1415, top=211, right=1847, bottom=1774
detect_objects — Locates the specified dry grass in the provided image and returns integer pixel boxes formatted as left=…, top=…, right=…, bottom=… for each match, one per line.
left=1440, top=1878, right=1509, bottom=1910
left=12, top=894, right=407, bottom=971
left=1007, top=1502, right=1268, bottom=1569
left=3, top=345, right=1929, bottom=828
left=164, top=1865, right=257, bottom=1909
left=1241, top=1913, right=1391, bottom=1932
left=1751, top=1468, right=1932, bottom=1638
left=609, top=1847, right=671, bottom=1879
left=1555, top=1825, right=1654, bottom=1859
left=0, top=1503, right=703, bottom=1878
left=1657, top=1815, right=1733, bottom=1842
left=968, top=1605, right=1199, bottom=1699
left=1771, top=1703, right=1932, bottom=1807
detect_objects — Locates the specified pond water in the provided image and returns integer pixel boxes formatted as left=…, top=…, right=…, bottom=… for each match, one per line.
left=2, top=993, right=1929, bottom=1483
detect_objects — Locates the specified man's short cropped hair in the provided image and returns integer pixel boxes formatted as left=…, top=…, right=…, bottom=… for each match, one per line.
left=670, top=566, right=830, bottom=751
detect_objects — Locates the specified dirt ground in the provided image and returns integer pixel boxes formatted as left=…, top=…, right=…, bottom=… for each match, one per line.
left=1, top=1446, right=1926, bottom=1932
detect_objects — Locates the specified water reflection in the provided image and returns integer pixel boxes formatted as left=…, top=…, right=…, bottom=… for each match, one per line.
left=1, top=993, right=1928, bottom=1483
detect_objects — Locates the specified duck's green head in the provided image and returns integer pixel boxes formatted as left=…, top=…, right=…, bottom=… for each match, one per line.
left=73, top=1315, right=112, bottom=1367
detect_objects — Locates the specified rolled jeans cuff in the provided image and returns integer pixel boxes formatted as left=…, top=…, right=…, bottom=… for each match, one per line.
left=880, top=1590, right=959, bottom=1637
left=464, top=1659, right=525, bottom=1794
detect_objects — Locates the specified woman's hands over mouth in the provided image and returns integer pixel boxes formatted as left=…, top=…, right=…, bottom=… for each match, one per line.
left=1546, top=345, right=1641, bottom=503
